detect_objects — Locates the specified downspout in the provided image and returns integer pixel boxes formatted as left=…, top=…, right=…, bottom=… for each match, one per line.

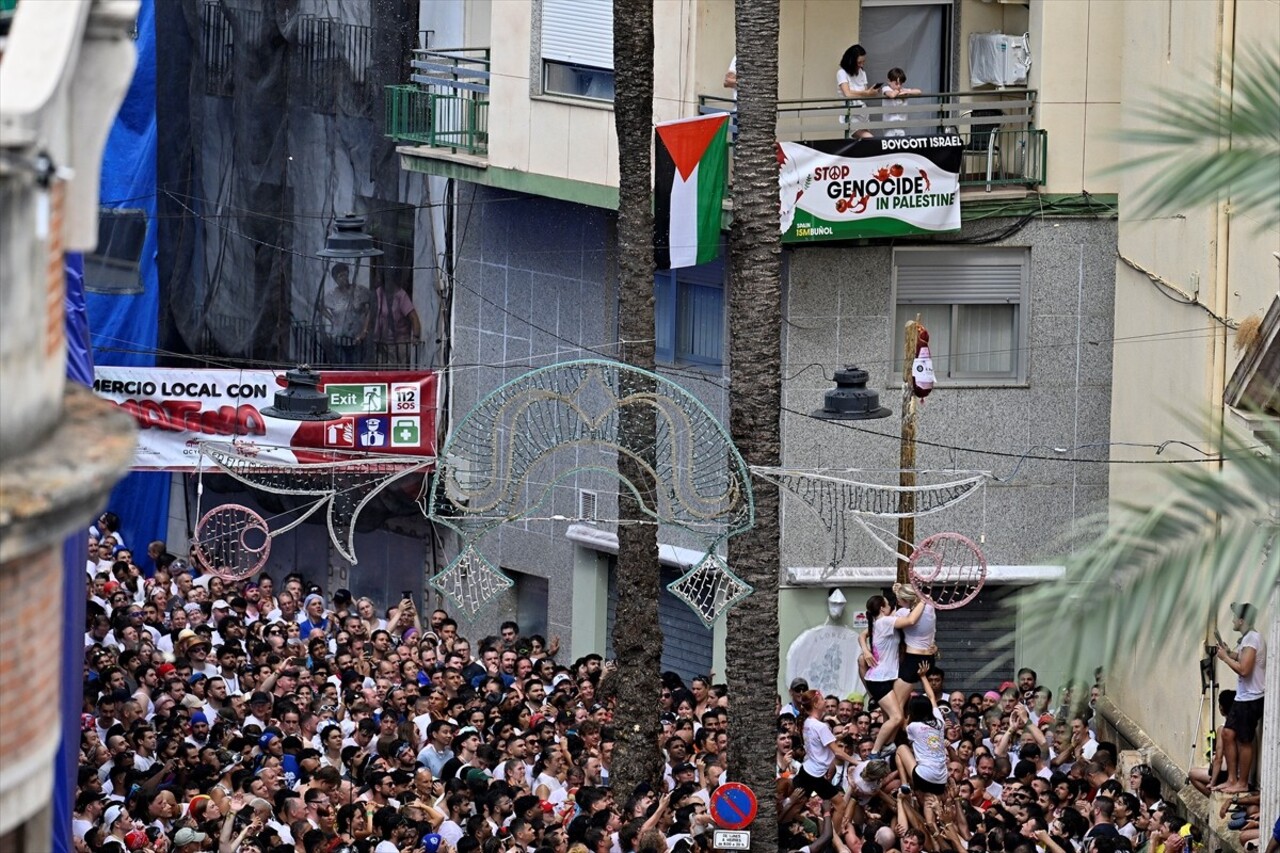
left=1210, top=0, right=1234, bottom=442
left=1203, top=0, right=1235, bottom=749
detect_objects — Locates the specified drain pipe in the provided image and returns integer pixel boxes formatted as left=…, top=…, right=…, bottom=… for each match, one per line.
left=1095, top=695, right=1189, bottom=790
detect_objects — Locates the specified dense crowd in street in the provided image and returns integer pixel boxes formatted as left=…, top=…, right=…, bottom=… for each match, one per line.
left=76, top=510, right=1270, bottom=853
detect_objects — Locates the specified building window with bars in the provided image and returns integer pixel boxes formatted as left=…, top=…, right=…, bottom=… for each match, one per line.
left=654, top=259, right=725, bottom=368
left=539, top=0, right=615, bottom=101
left=891, top=247, right=1029, bottom=384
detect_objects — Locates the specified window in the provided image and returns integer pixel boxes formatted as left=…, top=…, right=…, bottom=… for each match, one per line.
left=892, top=247, right=1028, bottom=383
left=84, top=208, right=148, bottom=295
left=859, top=0, right=952, bottom=95
left=540, top=0, right=614, bottom=101
left=655, top=259, right=725, bottom=367
left=512, top=570, right=549, bottom=639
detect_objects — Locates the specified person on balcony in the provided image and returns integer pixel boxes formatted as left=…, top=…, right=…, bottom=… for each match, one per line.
left=880, top=67, right=922, bottom=137
left=371, top=277, right=422, bottom=366
left=837, top=44, right=880, bottom=139
left=322, top=262, right=370, bottom=365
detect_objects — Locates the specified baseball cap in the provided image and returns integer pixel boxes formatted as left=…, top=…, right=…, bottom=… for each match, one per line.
left=124, top=829, right=148, bottom=851
left=673, top=762, right=696, bottom=775
left=104, top=804, right=126, bottom=828
left=212, top=599, right=231, bottom=610
left=551, top=673, right=572, bottom=688
left=259, top=731, right=279, bottom=749
left=333, top=588, right=353, bottom=604
left=789, top=677, right=809, bottom=692
left=249, top=690, right=272, bottom=705
left=422, top=833, right=443, bottom=853
left=188, top=673, right=207, bottom=685
left=173, top=827, right=209, bottom=846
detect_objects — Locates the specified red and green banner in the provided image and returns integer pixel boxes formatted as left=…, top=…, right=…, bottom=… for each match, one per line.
left=779, top=135, right=963, bottom=242
left=92, top=367, right=437, bottom=470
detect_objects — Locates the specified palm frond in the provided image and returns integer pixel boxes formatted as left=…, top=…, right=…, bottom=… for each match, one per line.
left=1106, top=46, right=1280, bottom=229
left=1018, top=421, right=1280, bottom=688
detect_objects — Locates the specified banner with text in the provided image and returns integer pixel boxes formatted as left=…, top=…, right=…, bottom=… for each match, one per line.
left=780, top=135, right=963, bottom=242
left=92, top=367, right=438, bottom=470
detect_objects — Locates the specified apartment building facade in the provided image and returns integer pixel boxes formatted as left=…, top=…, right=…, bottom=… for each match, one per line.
left=394, top=1, right=1276, bottom=812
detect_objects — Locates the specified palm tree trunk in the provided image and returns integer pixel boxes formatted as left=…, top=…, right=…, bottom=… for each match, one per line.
left=608, top=0, right=663, bottom=795
left=725, top=0, right=782, bottom=849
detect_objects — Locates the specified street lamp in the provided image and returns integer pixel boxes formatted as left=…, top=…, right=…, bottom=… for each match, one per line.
left=811, top=365, right=892, bottom=420
left=311, top=213, right=383, bottom=365
left=262, top=367, right=339, bottom=421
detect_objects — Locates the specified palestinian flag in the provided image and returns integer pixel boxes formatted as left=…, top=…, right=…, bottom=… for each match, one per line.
left=654, top=113, right=729, bottom=270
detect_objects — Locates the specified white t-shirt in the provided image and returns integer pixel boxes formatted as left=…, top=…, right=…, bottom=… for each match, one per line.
left=1237, top=630, right=1266, bottom=701
left=881, top=85, right=908, bottom=123
left=866, top=611, right=904, bottom=682
left=801, top=716, right=837, bottom=776
left=906, top=708, right=948, bottom=784
left=848, top=761, right=882, bottom=804
left=836, top=67, right=868, bottom=106
left=902, top=603, right=937, bottom=650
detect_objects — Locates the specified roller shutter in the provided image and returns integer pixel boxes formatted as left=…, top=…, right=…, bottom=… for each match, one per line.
left=933, top=584, right=1015, bottom=694
left=541, top=0, right=613, bottom=70
left=605, top=557, right=713, bottom=683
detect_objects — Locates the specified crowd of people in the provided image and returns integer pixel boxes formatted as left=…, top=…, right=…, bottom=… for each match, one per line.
left=77, top=510, right=1264, bottom=853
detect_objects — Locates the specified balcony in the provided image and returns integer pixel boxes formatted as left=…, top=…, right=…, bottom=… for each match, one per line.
left=385, top=47, right=489, bottom=156
left=700, top=89, right=1046, bottom=193
left=289, top=322, right=428, bottom=370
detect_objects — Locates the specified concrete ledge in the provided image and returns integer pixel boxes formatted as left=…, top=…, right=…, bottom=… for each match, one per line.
left=565, top=523, right=709, bottom=567
left=0, top=384, right=136, bottom=563
left=783, top=564, right=1065, bottom=587
left=1098, top=695, right=1246, bottom=853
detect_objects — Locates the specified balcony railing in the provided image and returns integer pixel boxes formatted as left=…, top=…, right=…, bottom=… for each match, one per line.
left=200, top=1, right=426, bottom=117
left=385, top=47, right=489, bottom=155
left=699, top=89, right=1046, bottom=191
left=290, top=321, right=428, bottom=369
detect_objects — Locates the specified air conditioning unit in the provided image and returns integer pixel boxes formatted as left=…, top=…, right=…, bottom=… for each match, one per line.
left=969, top=32, right=1031, bottom=87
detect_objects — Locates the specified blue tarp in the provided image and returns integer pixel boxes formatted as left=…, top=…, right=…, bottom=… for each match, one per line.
left=85, top=0, right=169, bottom=568
left=54, top=254, right=92, bottom=853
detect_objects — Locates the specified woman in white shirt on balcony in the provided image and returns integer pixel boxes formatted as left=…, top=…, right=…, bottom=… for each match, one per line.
left=837, top=44, right=881, bottom=139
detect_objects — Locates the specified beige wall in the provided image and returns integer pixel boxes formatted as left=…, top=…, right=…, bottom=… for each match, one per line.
left=486, top=0, right=717, bottom=188
left=1107, top=0, right=1280, bottom=771
left=1029, top=0, right=1123, bottom=194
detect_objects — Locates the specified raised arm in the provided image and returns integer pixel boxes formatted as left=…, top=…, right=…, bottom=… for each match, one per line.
left=893, top=598, right=927, bottom=629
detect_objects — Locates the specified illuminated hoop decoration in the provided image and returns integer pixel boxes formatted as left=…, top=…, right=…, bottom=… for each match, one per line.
left=192, top=504, right=273, bottom=581
left=908, top=532, right=987, bottom=609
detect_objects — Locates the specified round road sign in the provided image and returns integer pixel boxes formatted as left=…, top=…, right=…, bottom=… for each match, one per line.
left=710, top=782, right=758, bottom=830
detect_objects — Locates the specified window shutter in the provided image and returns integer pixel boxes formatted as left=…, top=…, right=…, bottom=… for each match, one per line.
left=895, top=249, right=1025, bottom=304
left=541, top=0, right=613, bottom=70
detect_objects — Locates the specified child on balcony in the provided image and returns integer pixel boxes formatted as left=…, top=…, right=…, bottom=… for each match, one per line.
left=881, top=67, right=922, bottom=137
